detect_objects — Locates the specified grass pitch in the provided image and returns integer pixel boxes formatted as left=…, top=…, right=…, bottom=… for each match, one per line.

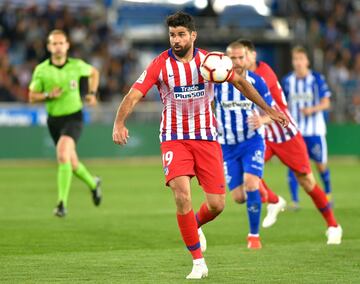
left=0, top=158, right=359, bottom=283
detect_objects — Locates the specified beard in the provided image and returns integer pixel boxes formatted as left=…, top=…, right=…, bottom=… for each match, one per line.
left=172, top=43, right=192, bottom=58
left=234, top=66, right=245, bottom=75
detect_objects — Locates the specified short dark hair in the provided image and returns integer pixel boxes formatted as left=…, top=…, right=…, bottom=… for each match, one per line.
left=166, top=11, right=196, bottom=32
left=237, top=39, right=256, bottom=51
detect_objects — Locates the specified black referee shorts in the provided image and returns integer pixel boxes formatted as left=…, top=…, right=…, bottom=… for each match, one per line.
left=47, top=110, right=83, bottom=145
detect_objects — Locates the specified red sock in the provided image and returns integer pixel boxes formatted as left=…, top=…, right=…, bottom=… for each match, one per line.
left=177, top=210, right=203, bottom=260
left=307, top=184, right=338, bottom=227
left=195, top=203, right=218, bottom=227
left=260, top=180, right=279, bottom=204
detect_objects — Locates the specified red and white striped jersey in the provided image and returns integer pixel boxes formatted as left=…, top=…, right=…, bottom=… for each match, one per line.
left=255, top=61, right=298, bottom=143
left=132, top=48, right=217, bottom=142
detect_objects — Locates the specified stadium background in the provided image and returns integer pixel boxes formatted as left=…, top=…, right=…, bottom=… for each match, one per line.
left=0, top=1, right=360, bottom=283
left=0, top=0, right=359, bottom=159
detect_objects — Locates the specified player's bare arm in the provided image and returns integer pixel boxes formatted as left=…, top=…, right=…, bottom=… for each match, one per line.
left=85, top=66, right=100, bottom=106
left=29, top=87, right=62, bottom=103
left=112, top=88, right=144, bottom=145
left=229, top=72, right=288, bottom=127
left=301, top=97, right=330, bottom=116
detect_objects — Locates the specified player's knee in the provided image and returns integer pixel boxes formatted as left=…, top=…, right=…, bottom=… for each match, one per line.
left=172, top=189, right=192, bottom=213
left=244, top=175, right=260, bottom=191
left=316, top=163, right=327, bottom=173
left=231, top=187, right=246, bottom=204
left=233, top=195, right=246, bottom=204
left=57, top=151, right=70, bottom=164
left=208, top=200, right=225, bottom=214
left=297, top=173, right=315, bottom=192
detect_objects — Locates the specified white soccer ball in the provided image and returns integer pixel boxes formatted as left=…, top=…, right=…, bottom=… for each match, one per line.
left=200, top=52, right=233, bottom=83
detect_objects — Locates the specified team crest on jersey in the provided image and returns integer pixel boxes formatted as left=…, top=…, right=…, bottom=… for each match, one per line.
left=311, top=143, right=322, bottom=160
left=70, top=80, right=78, bottom=89
left=136, top=71, right=147, bottom=84
left=173, top=83, right=205, bottom=100
left=163, top=166, right=169, bottom=176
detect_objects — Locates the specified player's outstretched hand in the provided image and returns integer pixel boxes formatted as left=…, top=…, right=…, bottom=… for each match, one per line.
left=113, top=125, right=130, bottom=145
left=265, top=108, right=289, bottom=127
left=85, top=94, right=98, bottom=106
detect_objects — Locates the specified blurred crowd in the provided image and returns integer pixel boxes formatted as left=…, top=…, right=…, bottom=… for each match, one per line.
left=0, top=2, right=136, bottom=102
left=273, top=0, right=360, bottom=122
left=0, top=0, right=359, bottom=121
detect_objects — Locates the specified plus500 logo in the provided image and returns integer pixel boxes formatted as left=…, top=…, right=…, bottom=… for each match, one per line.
left=173, top=83, right=205, bottom=100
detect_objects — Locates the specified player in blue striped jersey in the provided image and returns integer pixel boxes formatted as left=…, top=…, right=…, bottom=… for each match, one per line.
left=282, top=46, right=333, bottom=206
left=214, top=41, right=274, bottom=249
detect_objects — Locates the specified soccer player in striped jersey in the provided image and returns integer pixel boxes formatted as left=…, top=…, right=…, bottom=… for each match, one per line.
left=214, top=41, right=275, bottom=249
left=282, top=46, right=333, bottom=206
left=112, top=12, right=287, bottom=279
left=238, top=39, right=342, bottom=245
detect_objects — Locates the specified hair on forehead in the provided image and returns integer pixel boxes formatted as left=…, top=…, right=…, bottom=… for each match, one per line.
left=47, top=29, right=68, bottom=43
left=292, top=45, right=308, bottom=57
left=166, top=11, right=196, bottom=32
left=237, top=39, right=256, bottom=51
left=226, top=40, right=246, bottom=52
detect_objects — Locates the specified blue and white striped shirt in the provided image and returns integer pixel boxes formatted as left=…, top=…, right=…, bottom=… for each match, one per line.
left=282, top=71, right=331, bottom=136
left=214, top=71, right=274, bottom=145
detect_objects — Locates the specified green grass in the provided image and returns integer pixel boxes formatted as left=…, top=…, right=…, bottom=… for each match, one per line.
left=0, top=158, right=359, bottom=283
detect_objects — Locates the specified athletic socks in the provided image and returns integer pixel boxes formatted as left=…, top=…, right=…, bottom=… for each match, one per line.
left=260, top=180, right=279, bottom=204
left=320, top=168, right=332, bottom=195
left=246, top=190, right=262, bottom=235
left=195, top=203, right=218, bottom=227
left=177, top=210, right=203, bottom=260
left=288, top=169, right=299, bottom=203
left=307, top=184, right=338, bottom=227
left=73, top=162, right=96, bottom=189
left=57, top=162, right=73, bottom=207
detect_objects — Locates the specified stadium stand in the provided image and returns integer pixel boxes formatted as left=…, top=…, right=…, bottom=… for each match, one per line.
left=0, top=0, right=358, bottom=122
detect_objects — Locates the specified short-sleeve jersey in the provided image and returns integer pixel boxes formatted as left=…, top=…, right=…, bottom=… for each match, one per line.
left=255, top=61, right=299, bottom=143
left=29, top=58, right=92, bottom=116
left=132, top=48, right=217, bottom=142
left=214, top=70, right=274, bottom=145
left=282, top=70, right=331, bottom=136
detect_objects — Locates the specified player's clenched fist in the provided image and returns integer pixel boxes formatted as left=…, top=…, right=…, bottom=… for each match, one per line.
left=113, top=125, right=129, bottom=145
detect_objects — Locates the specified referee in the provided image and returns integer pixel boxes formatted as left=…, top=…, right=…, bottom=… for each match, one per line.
left=29, top=29, right=102, bottom=217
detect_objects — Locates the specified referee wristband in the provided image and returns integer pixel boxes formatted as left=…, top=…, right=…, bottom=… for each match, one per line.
left=88, top=91, right=97, bottom=96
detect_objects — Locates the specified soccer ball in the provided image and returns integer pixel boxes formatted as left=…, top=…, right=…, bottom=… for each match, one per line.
left=200, top=52, right=233, bottom=83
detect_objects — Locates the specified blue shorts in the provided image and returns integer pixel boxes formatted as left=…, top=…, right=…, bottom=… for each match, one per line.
left=221, top=135, right=265, bottom=191
left=303, top=135, right=328, bottom=164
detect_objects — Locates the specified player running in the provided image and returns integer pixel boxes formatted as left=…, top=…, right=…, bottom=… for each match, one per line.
left=112, top=12, right=287, bottom=279
left=214, top=41, right=274, bottom=249
left=238, top=39, right=342, bottom=245
left=29, top=30, right=102, bottom=217
left=283, top=46, right=333, bottom=206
